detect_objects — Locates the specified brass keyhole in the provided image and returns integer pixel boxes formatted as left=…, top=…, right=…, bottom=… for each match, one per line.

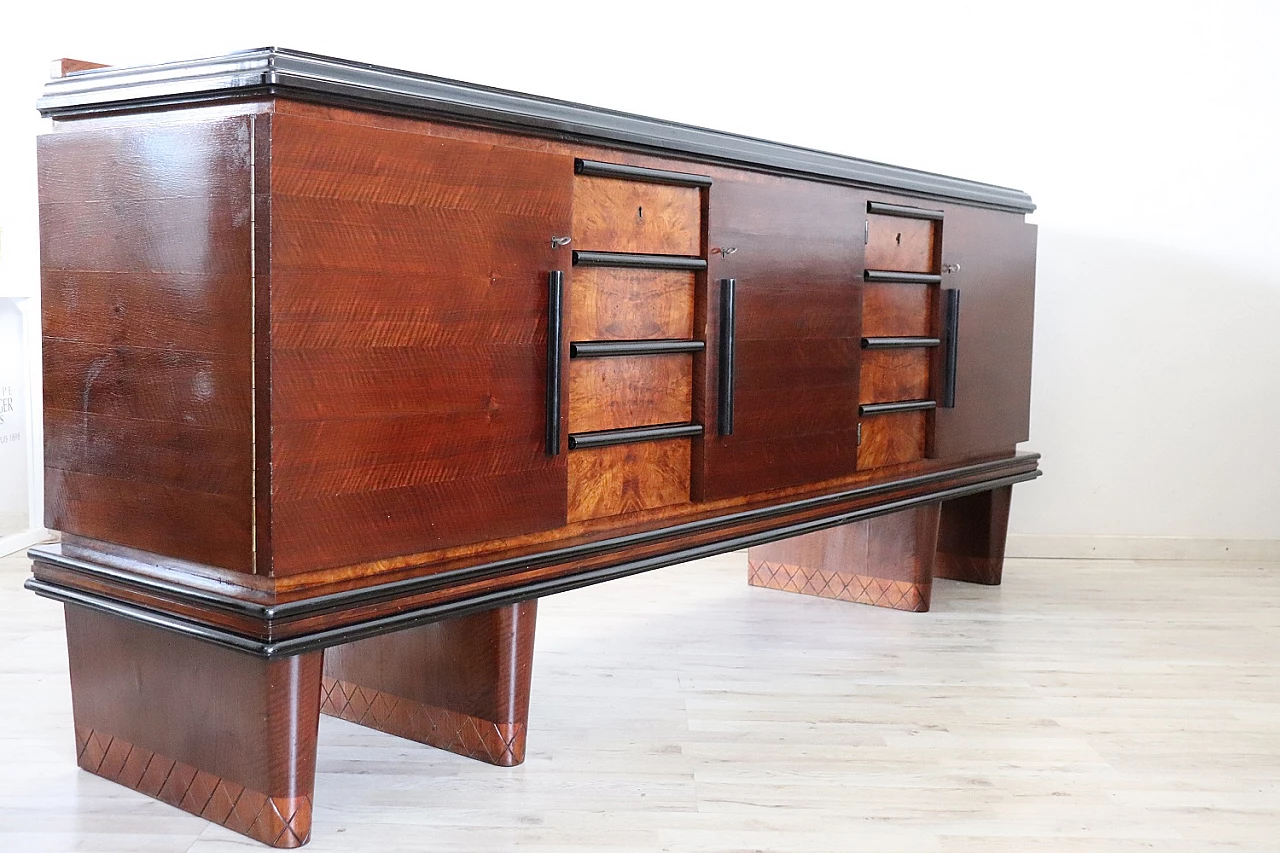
left=638, top=205, right=644, bottom=221
left=895, top=232, right=902, bottom=245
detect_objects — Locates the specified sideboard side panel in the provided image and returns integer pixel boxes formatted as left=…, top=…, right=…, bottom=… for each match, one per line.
left=37, top=113, right=256, bottom=573
left=266, top=112, right=573, bottom=575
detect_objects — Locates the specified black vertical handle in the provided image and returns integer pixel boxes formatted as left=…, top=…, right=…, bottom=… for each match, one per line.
left=941, top=287, right=960, bottom=409
left=546, top=271, right=564, bottom=454
left=718, top=278, right=736, bottom=435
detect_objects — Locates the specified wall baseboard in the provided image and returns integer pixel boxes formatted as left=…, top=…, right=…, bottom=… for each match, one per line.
left=1007, top=533, right=1280, bottom=562
left=0, top=528, right=51, bottom=560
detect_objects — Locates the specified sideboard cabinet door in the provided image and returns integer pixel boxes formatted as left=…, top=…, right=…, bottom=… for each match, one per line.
left=933, top=206, right=1037, bottom=459
left=265, top=111, right=575, bottom=575
left=697, top=172, right=863, bottom=500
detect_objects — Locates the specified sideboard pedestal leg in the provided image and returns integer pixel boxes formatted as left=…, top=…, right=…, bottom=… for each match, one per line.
left=747, top=504, right=941, bottom=612
left=321, top=601, right=536, bottom=767
left=64, top=604, right=322, bottom=848
left=935, top=485, right=1013, bottom=585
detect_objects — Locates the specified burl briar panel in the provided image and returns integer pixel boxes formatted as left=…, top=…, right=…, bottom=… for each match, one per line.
left=65, top=605, right=322, bottom=848
left=322, top=602, right=536, bottom=766
left=567, top=354, right=694, bottom=433
left=747, top=504, right=942, bottom=612
left=861, top=282, right=933, bottom=337
left=858, top=411, right=928, bottom=470
left=865, top=212, right=937, bottom=273
left=860, top=348, right=932, bottom=404
left=571, top=175, right=701, bottom=256
left=37, top=112, right=257, bottom=573
left=267, top=112, right=575, bottom=575
left=568, top=267, right=695, bottom=340
left=567, top=439, right=692, bottom=522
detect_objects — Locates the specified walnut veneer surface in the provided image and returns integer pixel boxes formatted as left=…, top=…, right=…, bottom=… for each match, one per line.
left=29, top=48, right=1039, bottom=847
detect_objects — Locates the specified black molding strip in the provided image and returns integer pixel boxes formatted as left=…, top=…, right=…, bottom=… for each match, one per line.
left=942, top=288, right=961, bottom=409
left=867, top=201, right=945, bottom=221
left=35, top=48, right=1035, bottom=213
left=573, top=251, right=707, bottom=271
left=568, top=423, right=703, bottom=450
left=864, top=270, right=944, bottom=284
left=570, top=339, right=704, bottom=358
left=861, top=336, right=941, bottom=349
left=26, top=468, right=1040, bottom=658
left=575, top=158, right=712, bottom=188
left=859, top=400, right=938, bottom=416
left=546, top=271, right=564, bottom=455
left=718, top=278, right=736, bottom=436
left=27, top=453, right=1039, bottom=625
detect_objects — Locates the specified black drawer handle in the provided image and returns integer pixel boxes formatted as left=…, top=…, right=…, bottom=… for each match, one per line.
left=859, top=400, right=937, bottom=416
left=568, top=423, right=704, bottom=450
left=942, top=288, right=960, bottom=409
left=546, top=271, right=564, bottom=455
left=575, top=158, right=713, bottom=188
left=719, top=278, right=736, bottom=436
left=570, top=339, right=705, bottom=358
left=867, top=201, right=944, bottom=221
left=861, top=336, right=941, bottom=349
left=573, top=251, right=707, bottom=271
left=864, top=270, right=943, bottom=285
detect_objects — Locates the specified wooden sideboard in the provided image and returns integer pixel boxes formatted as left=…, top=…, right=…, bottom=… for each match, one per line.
left=29, top=48, right=1039, bottom=848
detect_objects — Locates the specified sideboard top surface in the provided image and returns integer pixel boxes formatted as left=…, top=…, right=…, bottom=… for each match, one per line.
left=38, top=46, right=1035, bottom=214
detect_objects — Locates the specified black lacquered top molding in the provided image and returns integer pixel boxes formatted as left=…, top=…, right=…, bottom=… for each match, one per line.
left=39, top=47, right=1035, bottom=213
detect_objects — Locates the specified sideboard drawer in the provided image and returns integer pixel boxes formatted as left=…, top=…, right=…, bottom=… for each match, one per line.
left=567, top=438, right=692, bottom=523
left=866, top=212, right=936, bottom=273
left=860, top=348, right=932, bottom=403
left=572, top=175, right=701, bottom=256
left=859, top=411, right=928, bottom=470
left=862, top=282, right=932, bottom=337
left=569, top=267, right=695, bottom=340
left=568, top=354, right=693, bottom=434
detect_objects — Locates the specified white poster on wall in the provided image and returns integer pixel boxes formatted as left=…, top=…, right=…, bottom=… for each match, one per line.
left=0, top=298, right=30, bottom=537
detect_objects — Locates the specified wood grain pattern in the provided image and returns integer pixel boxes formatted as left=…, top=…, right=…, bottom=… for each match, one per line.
left=44, top=409, right=248, bottom=496
left=865, top=213, right=936, bottom=272
left=567, top=439, right=691, bottom=522
left=43, top=338, right=251, bottom=431
left=64, top=604, right=322, bottom=847
left=930, top=203, right=1036, bottom=458
left=747, top=503, right=941, bottom=611
left=861, top=282, right=933, bottom=337
left=860, top=348, right=932, bottom=403
left=568, top=267, right=695, bottom=340
left=858, top=411, right=927, bottom=470
left=572, top=175, right=700, bottom=256
left=46, top=468, right=251, bottom=572
left=699, top=173, right=863, bottom=498
left=42, top=270, right=251, bottom=354
left=322, top=602, right=535, bottom=766
left=568, top=354, right=693, bottom=433
left=936, top=485, right=1012, bottom=585
left=36, top=114, right=255, bottom=574
left=266, top=111, right=573, bottom=575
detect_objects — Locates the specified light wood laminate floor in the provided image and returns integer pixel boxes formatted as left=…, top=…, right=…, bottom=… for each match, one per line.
left=2, top=547, right=1278, bottom=852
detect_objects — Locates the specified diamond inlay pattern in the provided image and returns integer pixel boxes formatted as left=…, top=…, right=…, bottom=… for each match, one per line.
left=74, top=726, right=311, bottom=848
left=320, top=677, right=526, bottom=766
left=747, top=559, right=929, bottom=612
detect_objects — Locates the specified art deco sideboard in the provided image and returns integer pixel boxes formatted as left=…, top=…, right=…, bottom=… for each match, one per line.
left=28, top=48, right=1039, bottom=847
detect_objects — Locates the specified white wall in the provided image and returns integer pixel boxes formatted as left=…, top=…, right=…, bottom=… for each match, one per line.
left=1, top=0, right=1276, bottom=546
